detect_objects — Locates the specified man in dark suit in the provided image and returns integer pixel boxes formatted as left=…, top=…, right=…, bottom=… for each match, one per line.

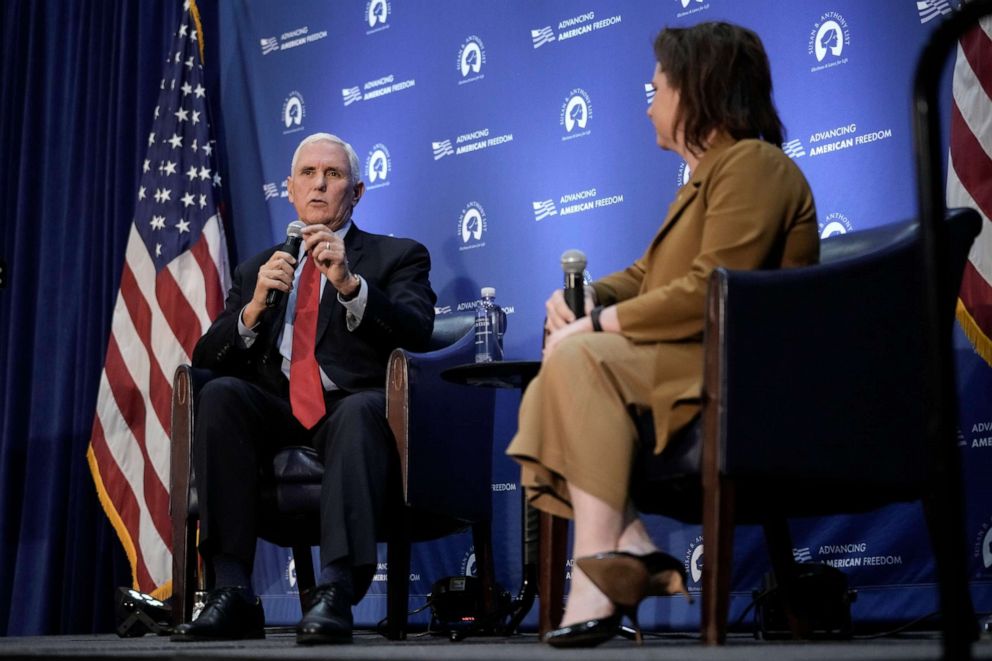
left=172, top=132, right=436, bottom=644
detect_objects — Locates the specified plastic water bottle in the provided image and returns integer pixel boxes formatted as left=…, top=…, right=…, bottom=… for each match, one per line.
left=474, top=287, right=507, bottom=363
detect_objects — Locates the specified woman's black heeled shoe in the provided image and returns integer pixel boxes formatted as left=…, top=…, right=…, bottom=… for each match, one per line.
left=542, top=611, right=622, bottom=648
left=546, top=551, right=690, bottom=647
left=577, top=550, right=692, bottom=605
left=575, top=550, right=693, bottom=644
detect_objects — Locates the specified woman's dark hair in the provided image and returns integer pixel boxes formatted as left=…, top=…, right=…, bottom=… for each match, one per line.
left=653, top=22, right=784, bottom=156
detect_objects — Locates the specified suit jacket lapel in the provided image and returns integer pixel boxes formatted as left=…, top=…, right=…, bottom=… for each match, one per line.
left=647, top=137, right=737, bottom=249
left=650, top=183, right=700, bottom=248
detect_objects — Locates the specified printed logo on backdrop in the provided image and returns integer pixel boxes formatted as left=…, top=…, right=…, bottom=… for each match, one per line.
left=808, top=11, right=851, bottom=72
left=432, top=127, right=513, bottom=161
left=263, top=181, right=289, bottom=202
left=461, top=549, right=478, bottom=578
left=918, top=0, right=955, bottom=24
left=676, top=162, right=692, bottom=188
left=684, top=535, right=704, bottom=588
left=365, top=144, right=391, bottom=190
left=819, top=212, right=854, bottom=238
left=533, top=200, right=558, bottom=221
left=531, top=27, right=556, bottom=49
left=365, top=0, right=390, bottom=34
left=458, top=202, right=488, bottom=251
left=456, top=296, right=516, bottom=314
left=260, top=37, right=279, bottom=55
left=808, top=541, right=903, bottom=569
left=782, top=139, right=806, bottom=159
left=645, top=83, right=656, bottom=105
left=342, top=74, right=416, bottom=106
left=968, top=420, right=992, bottom=449
left=805, top=123, right=893, bottom=157
left=285, top=557, right=297, bottom=591
left=281, top=91, right=305, bottom=134
left=532, top=187, right=624, bottom=222
left=973, top=518, right=992, bottom=576
left=432, top=140, right=455, bottom=160
left=676, top=0, right=710, bottom=19
left=342, top=87, right=362, bottom=106
left=530, top=10, right=623, bottom=49
left=457, top=36, right=486, bottom=85
left=561, top=89, right=593, bottom=141
left=258, top=26, right=328, bottom=55
left=372, top=561, right=421, bottom=585
left=793, top=547, right=814, bottom=563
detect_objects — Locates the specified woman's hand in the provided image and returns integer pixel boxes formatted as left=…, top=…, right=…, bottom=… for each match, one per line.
left=544, top=315, right=593, bottom=358
left=544, top=305, right=620, bottom=359
left=545, top=286, right=597, bottom=333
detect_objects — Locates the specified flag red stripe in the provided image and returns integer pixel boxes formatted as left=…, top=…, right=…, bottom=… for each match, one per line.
left=950, top=101, right=992, bottom=221
left=155, top=267, right=201, bottom=359
left=960, top=24, right=992, bottom=103
left=960, top=261, right=992, bottom=332
left=103, top=334, right=173, bottom=547
left=191, top=233, right=224, bottom=319
left=119, top=263, right=174, bottom=437
left=90, top=418, right=157, bottom=591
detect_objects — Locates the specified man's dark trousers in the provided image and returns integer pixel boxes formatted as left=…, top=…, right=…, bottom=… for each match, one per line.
left=192, top=375, right=396, bottom=576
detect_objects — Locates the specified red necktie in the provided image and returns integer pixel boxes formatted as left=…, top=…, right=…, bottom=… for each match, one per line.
left=290, top=257, right=326, bottom=428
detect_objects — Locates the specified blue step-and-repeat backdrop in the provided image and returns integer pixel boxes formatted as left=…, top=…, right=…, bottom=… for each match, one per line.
left=208, top=0, right=992, bottom=629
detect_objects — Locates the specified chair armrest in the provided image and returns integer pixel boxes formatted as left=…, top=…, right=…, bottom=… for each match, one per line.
left=169, top=365, right=222, bottom=519
left=387, top=325, right=495, bottom=523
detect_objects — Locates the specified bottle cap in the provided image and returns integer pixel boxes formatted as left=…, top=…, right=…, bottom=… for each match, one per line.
left=481, top=287, right=496, bottom=298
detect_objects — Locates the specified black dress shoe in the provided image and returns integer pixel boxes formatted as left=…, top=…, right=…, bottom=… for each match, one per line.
left=171, top=586, right=264, bottom=641
left=296, top=584, right=353, bottom=645
left=543, top=611, right=621, bottom=648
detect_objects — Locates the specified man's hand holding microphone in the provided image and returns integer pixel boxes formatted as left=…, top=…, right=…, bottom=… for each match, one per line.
left=243, top=220, right=362, bottom=329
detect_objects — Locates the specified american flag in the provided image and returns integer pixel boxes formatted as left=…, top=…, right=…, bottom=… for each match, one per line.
left=86, top=0, right=230, bottom=598
left=947, top=12, right=992, bottom=366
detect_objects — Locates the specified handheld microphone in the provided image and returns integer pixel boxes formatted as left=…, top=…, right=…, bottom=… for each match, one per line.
left=561, top=249, right=587, bottom=319
left=265, top=220, right=305, bottom=308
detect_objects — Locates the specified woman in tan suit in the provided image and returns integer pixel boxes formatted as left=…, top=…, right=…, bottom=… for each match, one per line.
left=507, top=22, right=818, bottom=647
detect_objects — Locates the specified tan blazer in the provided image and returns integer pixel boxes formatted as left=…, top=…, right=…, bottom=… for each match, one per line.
left=591, top=138, right=818, bottom=451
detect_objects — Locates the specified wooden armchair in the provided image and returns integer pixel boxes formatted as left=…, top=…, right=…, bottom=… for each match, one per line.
left=169, top=312, right=497, bottom=639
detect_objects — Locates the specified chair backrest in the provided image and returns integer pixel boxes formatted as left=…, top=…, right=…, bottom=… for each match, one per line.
left=708, top=209, right=980, bottom=495
left=427, top=313, right=476, bottom=351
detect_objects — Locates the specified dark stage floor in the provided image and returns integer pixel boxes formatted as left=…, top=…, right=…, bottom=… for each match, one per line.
left=1, top=630, right=991, bottom=661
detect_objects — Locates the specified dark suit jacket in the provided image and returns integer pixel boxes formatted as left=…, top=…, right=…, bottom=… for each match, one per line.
left=192, top=222, right=436, bottom=395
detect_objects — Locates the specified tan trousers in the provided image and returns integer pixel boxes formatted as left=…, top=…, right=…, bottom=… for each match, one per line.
left=506, top=333, right=661, bottom=519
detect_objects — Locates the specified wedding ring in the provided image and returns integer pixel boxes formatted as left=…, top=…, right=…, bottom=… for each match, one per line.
left=325, top=241, right=331, bottom=251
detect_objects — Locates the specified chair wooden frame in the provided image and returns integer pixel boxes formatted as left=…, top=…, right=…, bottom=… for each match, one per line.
left=169, top=314, right=497, bottom=640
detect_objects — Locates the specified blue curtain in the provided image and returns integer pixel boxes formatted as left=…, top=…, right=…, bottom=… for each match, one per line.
left=0, top=0, right=197, bottom=635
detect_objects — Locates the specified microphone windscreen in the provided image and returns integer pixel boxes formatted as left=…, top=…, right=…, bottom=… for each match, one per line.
left=286, top=220, right=305, bottom=238
left=561, top=249, right=587, bottom=274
